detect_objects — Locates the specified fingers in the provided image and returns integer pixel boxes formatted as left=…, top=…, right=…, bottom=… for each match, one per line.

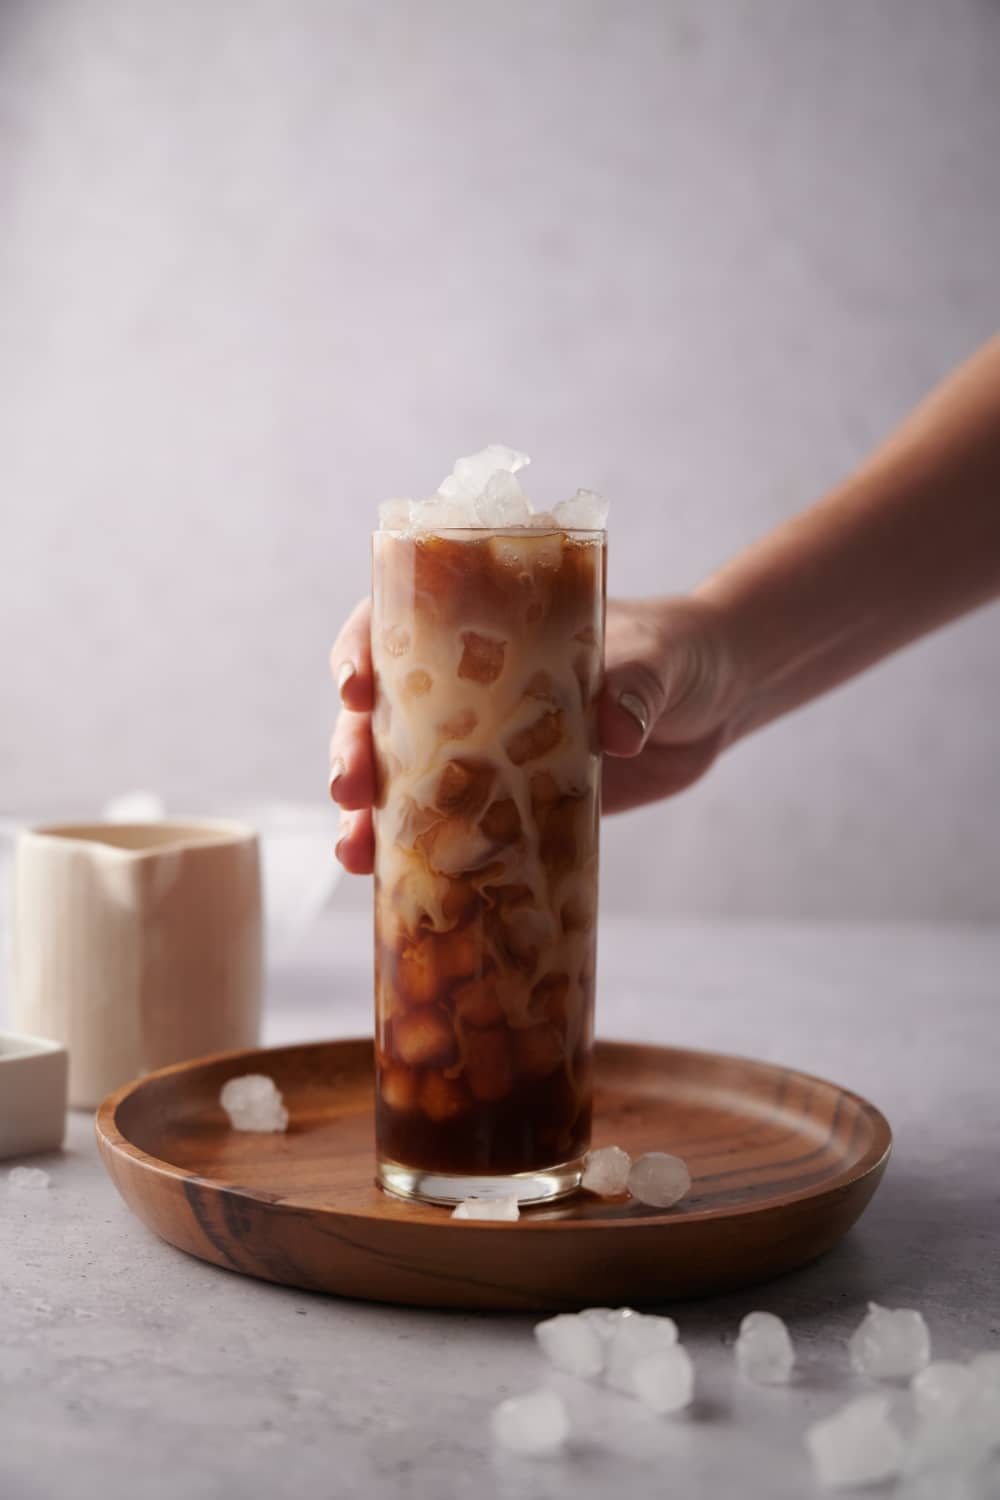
left=602, top=731, right=726, bottom=813
left=329, top=598, right=375, bottom=875
left=329, top=597, right=373, bottom=713
left=335, top=807, right=374, bottom=875
left=328, top=712, right=375, bottom=811
left=329, top=718, right=375, bottom=870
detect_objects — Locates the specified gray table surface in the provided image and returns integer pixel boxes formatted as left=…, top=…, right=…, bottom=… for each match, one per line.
left=2, top=913, right=998, bottom=1500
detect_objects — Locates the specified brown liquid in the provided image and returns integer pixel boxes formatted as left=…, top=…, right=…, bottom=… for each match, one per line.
left=371, top=527, right=604, bottom=1178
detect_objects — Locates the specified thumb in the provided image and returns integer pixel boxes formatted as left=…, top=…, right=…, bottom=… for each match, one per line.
left=599, top=599, right=730, bottom=759
left=600, top=659, right=670, bottom=757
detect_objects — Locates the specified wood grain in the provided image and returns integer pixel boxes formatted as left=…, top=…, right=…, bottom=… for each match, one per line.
left=95, top=1038, right=891, bottom=1310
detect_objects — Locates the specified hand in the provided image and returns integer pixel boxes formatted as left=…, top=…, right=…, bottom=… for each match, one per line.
left=328, top=595, right=743, bottom=871
left=598, top=595, right=742, bottom=813
left=328, top=599, right=377, bottom=874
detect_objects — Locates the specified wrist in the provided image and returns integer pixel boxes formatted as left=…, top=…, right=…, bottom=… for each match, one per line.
left=645, top=592, right=752, bottom=749
left=690, top=577, right=781, bottom=744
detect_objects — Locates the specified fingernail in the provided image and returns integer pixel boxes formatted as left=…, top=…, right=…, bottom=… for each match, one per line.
left=338, top=661, right=356, bottom=699
left=334, top=815, right=351, bottom=862
left=619, top=692, right=649, bottom=736
left=329, top=758, right=347, bottom=799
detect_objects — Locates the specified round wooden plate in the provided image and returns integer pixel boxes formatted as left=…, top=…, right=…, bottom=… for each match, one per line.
left=95, top=1038, right=891, bottom=1311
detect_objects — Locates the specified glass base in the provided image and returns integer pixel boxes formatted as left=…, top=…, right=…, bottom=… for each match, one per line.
left=377, top=1155, right=585, bottom=1207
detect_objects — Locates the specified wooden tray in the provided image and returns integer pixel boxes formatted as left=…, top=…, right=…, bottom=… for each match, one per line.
left=95, top=1038, right=891, bottom=1311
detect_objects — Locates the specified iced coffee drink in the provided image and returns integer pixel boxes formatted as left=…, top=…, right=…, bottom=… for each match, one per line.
left=372, top=448, right=606, bottom=1205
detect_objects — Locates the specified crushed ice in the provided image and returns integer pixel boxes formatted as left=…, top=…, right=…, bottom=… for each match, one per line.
left=380, top=446, right=609, bottom=534
left=631, top=1345, right=694, bottom=1413
left=581, top=1145, right=632, bottom=1196
left=805, top=1394, right=904, bottom=1489
left=849, top=1301, right=931, bottom=1379
left=552, top=489, right=610, bottom=529
left=219, top=1074, right=289, bottom=1132
left=7, top=1166, right=51, bottom=1191
left=605, top=1312, right=680, bottom=1393
left=491, top=1388, right=569, bottom=1455
left=627, top=1151, right=691, bottom=1208
left=578, top=1307, right=637, bottom=1342
left=534, top=1314, right=604, bottom=1378
left=451, top=1193, right=520, bottom=1221
left=905, top=1358, right=1000, bottom=1476
left=970, top=1350, right=1000, bottom=1386
left=491, top=1296, right=1000, bottom=1482
left=495, top=1299, right=1000, bottom=1481
left=735, top=1311, right=795, bottom=1385
left=533, top=1306, right=688, bottom=1403
left=911, top=1360, right=977, bottom=1421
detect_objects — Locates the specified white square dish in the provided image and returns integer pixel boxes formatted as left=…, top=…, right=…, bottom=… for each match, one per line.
left=0, top=1032, right=68, bottom=1159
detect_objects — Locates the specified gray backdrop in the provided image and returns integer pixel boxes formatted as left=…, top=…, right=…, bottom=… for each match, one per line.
left=2, top=0, right=999, bottom=921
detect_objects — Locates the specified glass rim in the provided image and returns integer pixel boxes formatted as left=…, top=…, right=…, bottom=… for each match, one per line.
left=373, top=526, right=607, bottom=538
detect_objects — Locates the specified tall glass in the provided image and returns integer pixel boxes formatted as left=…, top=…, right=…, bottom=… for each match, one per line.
left=371, top=523, right=605, bottom=1204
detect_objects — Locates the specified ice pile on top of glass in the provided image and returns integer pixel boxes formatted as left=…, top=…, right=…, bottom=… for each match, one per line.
left=378, top=446, right=608, bottom=535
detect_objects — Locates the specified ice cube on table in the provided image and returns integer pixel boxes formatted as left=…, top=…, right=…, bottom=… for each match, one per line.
left=578, top=1307, right=636, bottom=1341
left=900, top=1470, right=980, bottom=1500
left=451, top=1194, right=520, bottom=1221
left=903, top=1422, right=968, bottom=1479
left=735, top=1311, right=796, bottom=1385
left=904, top=1382, right=1000, bottom=1478
left=551, top=489, right=609, bottom=530
left=581, top=1145, right=631, bottom=1196
left=534, top=1314, right=604, bottom=1378
left=631, top=1344, right=694, bottom=1414
left=911, top=1361, right=978, bottom=1420
left=805, top=1394, right=904, bottom=1489
left=491, top=1388, right=568, bottom=1456
left=219, top=1074, right=288, bottom=1133
left=627, top=1152, right=691, bottom=1208
left=963, top=1382, right=1000, bottom=1454
left=849, top=1302, right=931, bottom=1379
left=605, top=1312, right=679, bottom=1393
left=970, top=1350, right=1000, bottom=1387
left=7, top=1166, right=51, bottom=1191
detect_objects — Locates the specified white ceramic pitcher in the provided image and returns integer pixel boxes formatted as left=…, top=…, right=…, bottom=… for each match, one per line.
left=12, top=821, right=263, bottom=1108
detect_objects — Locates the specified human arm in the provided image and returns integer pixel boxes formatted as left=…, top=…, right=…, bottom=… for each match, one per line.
left=331, top=333, right=1000, bottom=851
